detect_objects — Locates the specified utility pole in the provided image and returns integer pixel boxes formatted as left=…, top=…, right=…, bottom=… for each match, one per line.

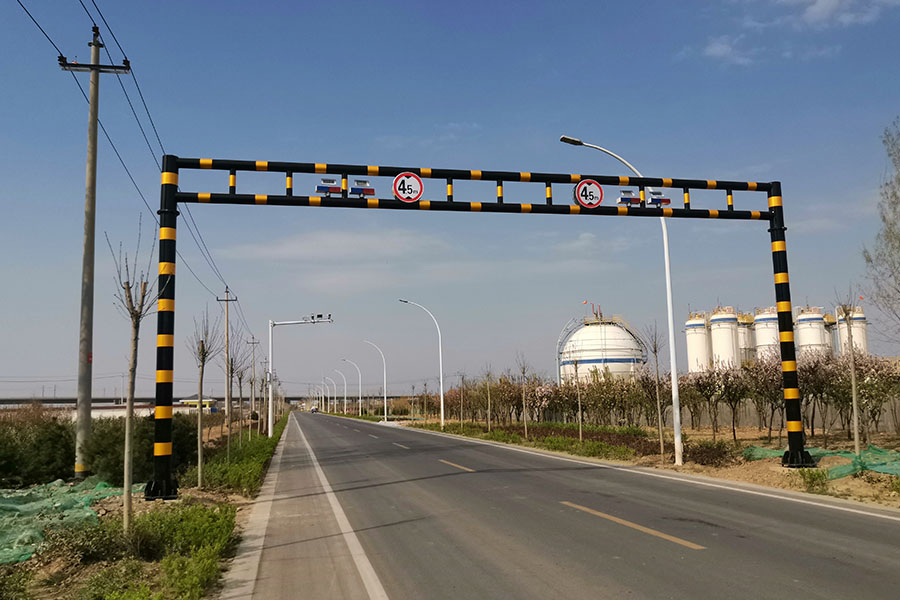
left=247, top=337, right=259, bottom=439
left=61, top=27, right=130, bottom=478
left=217, top=288, right=237, bottom=459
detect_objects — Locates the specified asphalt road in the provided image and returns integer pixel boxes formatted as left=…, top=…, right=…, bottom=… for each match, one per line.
left=226, top=412, right=900, bottom=599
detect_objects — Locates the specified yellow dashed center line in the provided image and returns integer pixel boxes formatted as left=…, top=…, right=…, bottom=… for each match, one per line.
left=439, top=459, right=475, bottom=473
left=561, top=501, right=705, bottom=550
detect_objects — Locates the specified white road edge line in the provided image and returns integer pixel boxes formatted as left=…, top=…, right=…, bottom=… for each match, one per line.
left=294, top=416, right=390, bottom=600
left=406, top=426, right=900, bottom=524
left=392, top=442, right=410, bottom=450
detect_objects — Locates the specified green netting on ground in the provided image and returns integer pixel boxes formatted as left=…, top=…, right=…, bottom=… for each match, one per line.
left=743, top=444, right=900, bottom=480
left=0, top=478, right=126, bottom=564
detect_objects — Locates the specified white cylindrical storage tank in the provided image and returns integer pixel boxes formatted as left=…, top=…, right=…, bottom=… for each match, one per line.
left=837, top=307, right=868, bottom=355
left=754, top=307, right=779, bottom=359
left=738, top=314, right=756, bottom=364
left=795, top=307, right=831, bottom=355
left=685, top=313, right=711, bottom=373
left=710, top=307, right=739, bottom=368
left=560, top=318, right=645, bottom=383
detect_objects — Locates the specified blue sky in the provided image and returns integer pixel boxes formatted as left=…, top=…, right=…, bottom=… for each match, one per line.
left=2, top=0, right=899, bottom=399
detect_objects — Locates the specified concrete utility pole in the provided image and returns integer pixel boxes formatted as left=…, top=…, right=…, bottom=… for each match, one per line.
left=247, top=337, right=259, bottom=437
left=61, top=27, right=130, bottom=477
left=217, top=288, right=237, bottom=458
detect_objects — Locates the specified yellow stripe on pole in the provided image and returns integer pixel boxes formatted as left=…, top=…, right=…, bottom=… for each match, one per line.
left=570, top=205, right=580, bottom=214
left=154, top=442, right=172, bottom=456
left=157, top=334, right=174, bottom=347
left=751, top=211, right=761, bottom=219
left=774, top=272, right=789, bottom=284
left=497, top=184, right=503, bottom=197
left=315, top=163, right=327, bottom=173
left=618, top=206, right=628, bottom=215
left=368, top=165, right=379, bottom=176
left=74, top=463, right=88, bottom=473
left=708, top=209, right=719, bottom=218
left=545, top=185, right=552, bottom=199
left=786, top=420, right=803, bottom=432
left=520, top=172, right=531, bottom=182
left=784, top=388, right=800, bottom=400
left=156, top=370, right=173, bottom=383
left=619, top=176, right=629, bottom=186
left=158, top=298, right=174, bottom=312
left=782, top=360, right=797, bottom=372
left=159, top=262, right=175, bottom=275
left=198, top=193, right=210, bottom=202
left=161, top=172, right=178, bottom=186
left=706, top=180, right=717, bottom=189
left=662, top=178, right=673, bottom=187
left=470, top=170, right=482, bottom=180
left=777, top=301, right=792, bottom=312
left=747, top=182, right=757, bottom=191
left=768, top=195, right=783, bottom=207
left=420, top=167, right=431, bottom=177
left=155, top=406, right=173, bottom=419
left=521, top=204, right=532, bottom=213
left=663, top=208, right=673, bottom=217
left=341, top=176, right=347, bottom=191
left=368, top=198, right=379, bottom=208
left=570, top=174, right=581, bottom=183
left=772, top=241, right=786, bottom=252
left=255, top=194, right=267, bottom=204
left=286, top=176, right=293, bottom=188
left=229, top=174, right=236, bottom=187
left=309, top=196, right=321, bottom=206
left=419, top=201, right=431, bottom=210
left=779, top=331, right=794, bottom=343
left=447, top=183, right=454, bottom=196
left=159, top=227, right=176, bottom=240
left=471, top=202, right=482, bottom=212
left=255, top=161, right=268, bottom=171
left=199, top=159, right=212, bottom=169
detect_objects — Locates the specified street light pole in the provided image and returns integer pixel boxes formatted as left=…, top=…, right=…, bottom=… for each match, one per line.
left=267, top=314, right=333, bottom=436
left=556, top=316, right=579, bottom=385
left=560, top=135, right=683, bottom=465
left=342, top=358, right=363, bottom=415
left=334, top=369, right=348, bottom=414
left=324, top=376, right=337, bottom=413
left=364, top=340, right=388, bottom=422
left=399, top=299, right=445, bottom=429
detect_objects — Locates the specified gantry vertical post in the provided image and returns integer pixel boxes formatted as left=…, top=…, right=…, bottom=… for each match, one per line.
left=768, top=182, right=813, bottom=467
left=146, top=154, right=180, bottom=499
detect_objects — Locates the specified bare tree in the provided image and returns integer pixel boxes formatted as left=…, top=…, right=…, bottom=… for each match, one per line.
left=863, top=118, right=900, bottom=340
left=105, top=217, right=157, bottom=536
left=516, top=353, right=530, bottom=440
left=187, top=308, right=224, bottom=488
left=836, top=287, right=863, bottom=455
left=228, top=329, right=250, bottom=446
left=642, top=323, right=666, bottom=458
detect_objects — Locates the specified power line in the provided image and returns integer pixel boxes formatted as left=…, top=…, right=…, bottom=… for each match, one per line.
left=15, top=0, right=63, bottom=55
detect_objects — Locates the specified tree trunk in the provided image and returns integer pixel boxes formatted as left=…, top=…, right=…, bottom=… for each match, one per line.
left=197, top=352, right=205, bottom=488
left=123, top=318, right=139, bottom=535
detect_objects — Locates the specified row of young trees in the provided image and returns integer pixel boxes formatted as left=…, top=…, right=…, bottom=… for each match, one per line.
left=394, top=351, right=900, bottom=447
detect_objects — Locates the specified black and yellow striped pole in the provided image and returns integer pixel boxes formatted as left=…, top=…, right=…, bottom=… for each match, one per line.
left=768, top=182, right=812, bottom=467
left=145, top=154, right=179, bottom=499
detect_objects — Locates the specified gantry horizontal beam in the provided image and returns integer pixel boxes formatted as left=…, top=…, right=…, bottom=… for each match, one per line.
left=174, top=157, right=770, bottom=193
left=175, top=192, right=769, bottom=221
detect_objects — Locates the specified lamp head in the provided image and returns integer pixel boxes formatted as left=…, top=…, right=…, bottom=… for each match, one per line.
left=399, top=298, right=409, bottom=303
left=559, top=135, right=583, bottom=146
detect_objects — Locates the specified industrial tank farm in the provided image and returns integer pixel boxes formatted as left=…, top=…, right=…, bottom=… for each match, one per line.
left=685, top=305, right=868, bottom=372
left=559, top=314, right=646, bottom=383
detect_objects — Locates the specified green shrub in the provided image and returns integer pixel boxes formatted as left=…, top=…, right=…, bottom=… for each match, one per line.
left=796, top=468, right=829, bottom=494
left=42, top=518, right=128, bottom=564
left=684, top=440, right=735, bottom=467
left=0, top=565, right=32, bottom=600
left=74, top=559, right=152, bottom=600
left=130, top=502, right=235, bottom=561
left=83, top=415, right=197, bottom=486
left=0, top=407, right=75, bottom=487
left=891, top=476, right=900, bottom=494
left=160, top=545, right=220, bottom=600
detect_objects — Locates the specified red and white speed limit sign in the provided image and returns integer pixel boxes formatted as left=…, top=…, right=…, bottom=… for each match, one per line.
left=573, top=179, right=603, bottom=208
left=392, top=172, right=424, bottom=202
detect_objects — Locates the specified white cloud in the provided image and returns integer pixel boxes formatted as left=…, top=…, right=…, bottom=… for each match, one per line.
left=702, top=35, right=755, bottom=66
left=772, top=0, right=899, bottom=27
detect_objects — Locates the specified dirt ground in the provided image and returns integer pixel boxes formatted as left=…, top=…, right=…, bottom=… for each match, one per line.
left=641, top=426, right=900, bottom=509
